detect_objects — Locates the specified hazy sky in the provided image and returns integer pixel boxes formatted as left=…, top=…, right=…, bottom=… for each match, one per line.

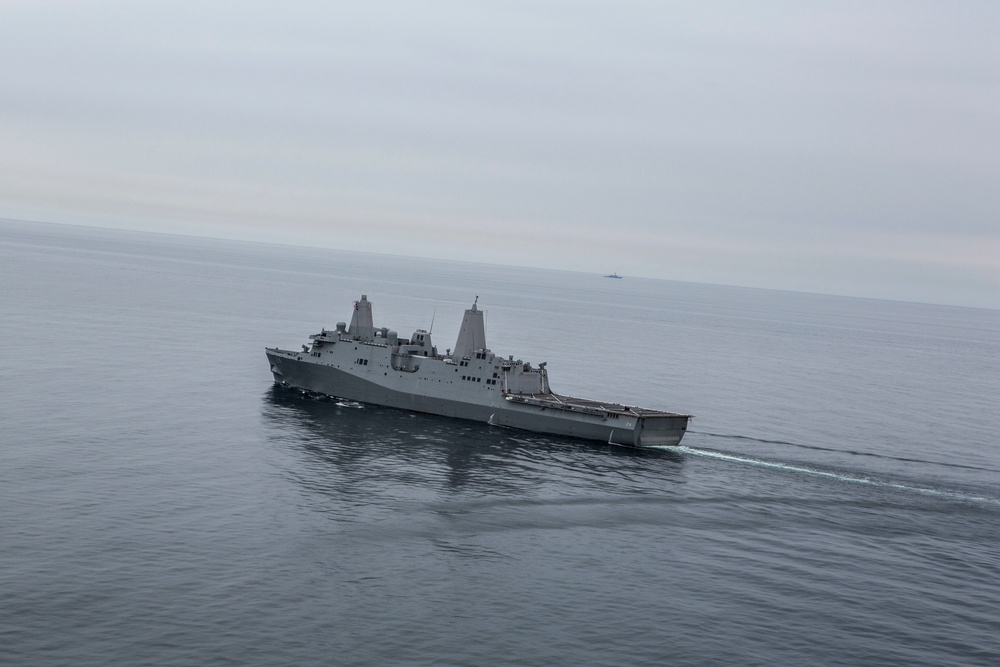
left=1, top=1, right=997, bottom=308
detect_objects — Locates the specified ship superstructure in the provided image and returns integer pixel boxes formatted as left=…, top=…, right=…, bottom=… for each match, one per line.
left=265, top=295, right=690, bottom=447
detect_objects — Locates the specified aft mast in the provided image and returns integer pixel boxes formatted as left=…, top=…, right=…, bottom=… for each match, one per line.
left=348, top=294, right=375, bottom=341
left=452, top=296, right=487, bottom=359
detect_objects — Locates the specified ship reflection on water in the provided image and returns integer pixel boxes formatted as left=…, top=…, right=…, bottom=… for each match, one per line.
left=260, top=385, right=683, bottom=498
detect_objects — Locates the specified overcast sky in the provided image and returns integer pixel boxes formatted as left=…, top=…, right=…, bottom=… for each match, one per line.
left=1, top=0, right=997, bottom=307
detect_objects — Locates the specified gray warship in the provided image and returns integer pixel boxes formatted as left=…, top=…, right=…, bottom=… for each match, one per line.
left=265, top=295, right=691, bottom=447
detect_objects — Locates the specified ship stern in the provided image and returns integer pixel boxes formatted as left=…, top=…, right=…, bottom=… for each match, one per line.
left=635, top=414, right=690, bottom=447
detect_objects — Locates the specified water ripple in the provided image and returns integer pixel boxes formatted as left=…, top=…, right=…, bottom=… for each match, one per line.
left=674, top=445, right=1000, bottom=505
left=690, top=430, right=1000, bottom=474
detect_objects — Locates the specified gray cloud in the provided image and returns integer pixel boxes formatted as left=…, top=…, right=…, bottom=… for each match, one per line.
left=1, top=0, right=997, bottom=306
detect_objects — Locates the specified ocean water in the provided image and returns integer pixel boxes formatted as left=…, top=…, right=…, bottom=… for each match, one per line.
left=2, top=218, right=998, bottom=666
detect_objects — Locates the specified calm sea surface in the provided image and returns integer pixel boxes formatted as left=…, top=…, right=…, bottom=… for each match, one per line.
left=2, top=219, right=998, bottom=666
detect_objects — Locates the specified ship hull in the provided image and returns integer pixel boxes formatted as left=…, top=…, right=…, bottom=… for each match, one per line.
left=266, top=350, right=688, bottom=448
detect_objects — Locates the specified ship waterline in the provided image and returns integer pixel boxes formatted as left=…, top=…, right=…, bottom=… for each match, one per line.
left=266, top=295, right=690, bottom=447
